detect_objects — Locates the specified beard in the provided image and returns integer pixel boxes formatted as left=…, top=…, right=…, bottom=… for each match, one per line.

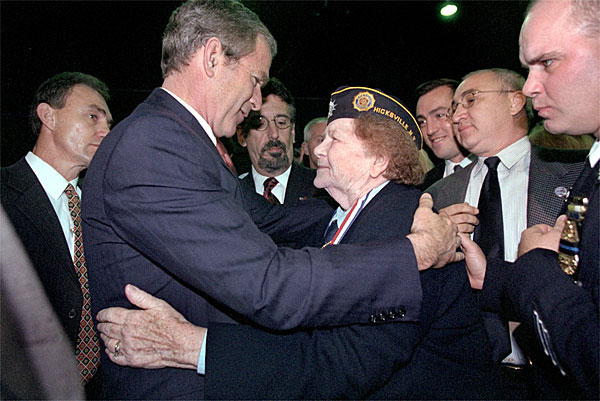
left=257, top=140, right=290, bottom=173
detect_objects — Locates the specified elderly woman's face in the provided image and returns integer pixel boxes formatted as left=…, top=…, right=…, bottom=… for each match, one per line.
left=313, top=118, right=377, bottom=206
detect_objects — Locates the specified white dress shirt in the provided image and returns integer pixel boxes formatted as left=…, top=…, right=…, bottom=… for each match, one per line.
left=443, top=154, right=476, bottom=178
left=25, top=152, right=79, bottom=260
left=249, top=165, right=292, bottom=204
left=464, top=136, right=531, bottom=262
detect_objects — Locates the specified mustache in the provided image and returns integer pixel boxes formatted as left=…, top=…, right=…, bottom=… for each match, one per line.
left=261, top=140, right=287, bottom=154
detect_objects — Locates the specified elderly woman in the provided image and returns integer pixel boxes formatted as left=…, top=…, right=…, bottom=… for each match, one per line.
left=97, top=87, right=501, bottom=399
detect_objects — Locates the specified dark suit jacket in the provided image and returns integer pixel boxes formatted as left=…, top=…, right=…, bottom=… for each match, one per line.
left=481, top=159, right=599, bottom=400
left=426, top=144, right=585, bottom=227
left=1, top=159, right=83, bottom=347
left=82, top=88, right=424, bottom=399
left=1, top=158, right=105, bottom=398
left=240, top=162, right=327, bottom=205
left=205, top=183, right=501, bottom=400
left=418, top=161, right=444, bottom=190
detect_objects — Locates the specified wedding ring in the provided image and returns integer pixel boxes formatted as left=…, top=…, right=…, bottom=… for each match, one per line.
left=114, top=340, right=121, bottom=357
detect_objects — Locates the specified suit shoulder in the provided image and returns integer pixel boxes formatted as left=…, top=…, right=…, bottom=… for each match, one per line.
left=531, top=144, right=588, bottom=164
left=418, top=163, right=444, bottom=190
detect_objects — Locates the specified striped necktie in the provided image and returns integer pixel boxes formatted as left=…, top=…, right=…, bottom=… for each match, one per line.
left=263, top=177, right=281, bottom=204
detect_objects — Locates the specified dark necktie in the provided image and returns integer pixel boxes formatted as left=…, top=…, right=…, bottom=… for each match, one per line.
left=64, top=184, right=101, bottom=384
left=473, top=157, right=504, bottom=259
left=215, top=138, right=237, bottom=174
left=323, top=219, right=339, bottom=245
left=453, top=164, right=463, bottom=173
left=263, top=177, right=280, bottom=204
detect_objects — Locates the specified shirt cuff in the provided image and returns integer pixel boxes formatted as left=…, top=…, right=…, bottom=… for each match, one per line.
left=196, top=330, right=207, bottom=375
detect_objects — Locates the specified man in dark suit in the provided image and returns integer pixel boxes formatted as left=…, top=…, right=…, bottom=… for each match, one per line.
left=237, top=77, right=328, bottom=205
left=96, top=86, right=501, bottom=399
left=415, top=78, right=473, bottom=190
left=1, top=72, right=112, bottom=398
left=464, top=0, right=599, bottom=399
left=82, top=1, right=461, bottom=399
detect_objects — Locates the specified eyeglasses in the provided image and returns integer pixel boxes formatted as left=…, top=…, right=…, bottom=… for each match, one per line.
left=254, top=115, right=292, bottom=131
left=447, top=90, right=517, bottom=118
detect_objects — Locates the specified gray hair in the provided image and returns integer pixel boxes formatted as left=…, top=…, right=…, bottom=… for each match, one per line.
left=303, top=117, right=328, bottom=141
left=462, top=68, right=533, bottom=125
left=161, top=0, right=277, bottom=78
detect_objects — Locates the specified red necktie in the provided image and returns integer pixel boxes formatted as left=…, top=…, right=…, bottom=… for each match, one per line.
left=64, top=184, right=101, bottom=384
left=216, top=138, right=237, bottom=174
left=263, top=177, right=281, bottom=204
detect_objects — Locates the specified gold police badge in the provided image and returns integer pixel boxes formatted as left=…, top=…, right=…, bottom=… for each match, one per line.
left=353, top=91, right=375, bottom=112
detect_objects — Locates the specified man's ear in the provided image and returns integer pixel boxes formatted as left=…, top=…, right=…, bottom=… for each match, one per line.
left=370, top=153, right=389, bottom=179
left=36, top=103, right=56, bottom=131
left=509, top=91, right=527, bottom=116
left=236, top=125, right=247, bottom=147
left=203, top=37, right=224, bottom=78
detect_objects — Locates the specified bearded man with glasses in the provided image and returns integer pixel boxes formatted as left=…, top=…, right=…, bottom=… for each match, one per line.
left=426, top=67, right=585, bottom=398
left=238, top=77, right=330, bottom=205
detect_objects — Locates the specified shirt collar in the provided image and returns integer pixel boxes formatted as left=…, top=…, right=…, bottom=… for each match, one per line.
left=251, top=164, right=292, bottom=189
left=160, top=87, right=217, bottom=147
left=588, top=139, right=600, bottom=167
left=329, top=180, right=389, bottom=226
left=445, top=154, right=475, bottom=170
left=474, top=136, right=530, bottom=174
left=25, top=152, right=78, bottom=200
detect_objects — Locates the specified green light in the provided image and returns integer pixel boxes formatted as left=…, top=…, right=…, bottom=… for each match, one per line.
left=440, top=4, right=458, bottom=17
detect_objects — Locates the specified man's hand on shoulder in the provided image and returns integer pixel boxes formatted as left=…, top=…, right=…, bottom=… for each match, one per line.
left=97, top=284, right=204, bottom=370
left=408, top=193, right=462, bottom=271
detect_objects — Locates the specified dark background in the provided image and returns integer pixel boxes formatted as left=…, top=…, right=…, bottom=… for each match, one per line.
left=1, top=0, right=529, bottom=167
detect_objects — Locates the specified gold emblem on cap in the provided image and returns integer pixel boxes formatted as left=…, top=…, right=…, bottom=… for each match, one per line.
left=353, top=91, right=375, bottom=112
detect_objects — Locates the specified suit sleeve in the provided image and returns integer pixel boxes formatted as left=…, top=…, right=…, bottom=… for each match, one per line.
left=204, top=321, right=421, bottom=400
left=480, top=250, right=598, bottom=397
left=101, top=115, right=422, bottom=330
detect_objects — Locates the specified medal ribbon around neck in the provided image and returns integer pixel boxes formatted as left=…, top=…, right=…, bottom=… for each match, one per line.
left=322, top=190, right=373, bottom=248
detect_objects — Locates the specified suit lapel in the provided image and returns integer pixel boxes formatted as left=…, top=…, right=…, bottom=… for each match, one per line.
left=427, top=162, right=474, bottom=210
left=148, top=88, right=236, bottom=178
left=285, top=164, right=301, bottom=203
left=340, top=183, right=417, bottom=244
left=8, top=161, right=78, bottom=282
left=527, top=146, right=573, bottom=226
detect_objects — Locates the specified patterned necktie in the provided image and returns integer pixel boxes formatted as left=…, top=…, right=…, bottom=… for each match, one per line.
left=216, top=138, right=237, bottom=174
left=263, top=177, right=281, bottom=204
left=64, top=184, right=100, bottom=384
left=473, top=157, right=504, bottom=259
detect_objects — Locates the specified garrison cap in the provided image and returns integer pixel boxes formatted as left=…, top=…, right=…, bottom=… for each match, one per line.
left=327, top=86, right=423, bottom=150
